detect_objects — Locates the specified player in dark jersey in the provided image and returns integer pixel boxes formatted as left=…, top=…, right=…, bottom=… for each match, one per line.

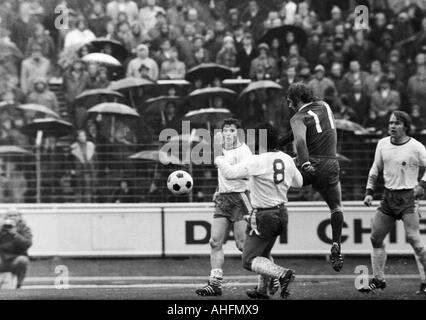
left=280, top=82, right=344, bottom=272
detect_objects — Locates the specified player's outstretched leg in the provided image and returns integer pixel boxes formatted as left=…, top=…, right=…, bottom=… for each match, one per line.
left=246, top=275, right=270, bottom=300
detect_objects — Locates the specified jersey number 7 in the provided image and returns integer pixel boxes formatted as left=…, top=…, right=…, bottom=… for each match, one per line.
left=273, top=159, right=285, bottom=184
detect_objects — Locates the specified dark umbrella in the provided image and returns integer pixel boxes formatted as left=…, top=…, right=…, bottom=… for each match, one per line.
left=239, top=80, right=283, bottom=100
left=187, top=87, right=237, bottom=110
left=185, top=63, right=233, bottom=84
left=108, top=78, right=155, bottom=108
left=88, top=38, right=128, bottom=62
left=184, top=108, right=232, bottom=131
left=21, top=118, right=74, bottom=137
left=258, top=25, right=308, bottom=48
left=144, top=96, right=184, bottom=114
left=75, top=89, right=124, bottom=106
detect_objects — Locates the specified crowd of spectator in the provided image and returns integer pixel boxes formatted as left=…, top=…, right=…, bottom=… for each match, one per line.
left=0, top=0, right=426, bottom=203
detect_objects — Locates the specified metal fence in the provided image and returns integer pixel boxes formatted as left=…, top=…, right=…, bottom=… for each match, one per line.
left=1, top=132, right=425, bottom=204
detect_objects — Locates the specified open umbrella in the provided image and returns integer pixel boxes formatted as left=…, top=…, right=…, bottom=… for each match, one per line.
left=334, top=119, right=368, bottom=133
left=185, top=63, right=233, bottom=85
left=18, top=104, right=60, bottom=119
left=184, top=108, right=232, bottom=131
left=258, top=25, right=308, bottom=48
left=144, top=96, right=184, bottom=114
left=0, top=146, right=33, bottom=156
left=238, top=80, right=283, bottom=100
left=82, top=53, right=122, bottom=67
left=187, top=87, right=237, bottom=110
left=88, top=38, right=128, bottom=62
left=75, top=89, right=124, bottom=106
left=21, top=118, right=73, bottom=137
left=88, top=102, right=140, bottom=117
left=129, top=150, right=183, bottom=166
left=108, top=77, right=154, bottom=91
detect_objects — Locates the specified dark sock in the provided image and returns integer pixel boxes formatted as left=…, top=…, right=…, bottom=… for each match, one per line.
left=331, top=210, right=344, bottom=245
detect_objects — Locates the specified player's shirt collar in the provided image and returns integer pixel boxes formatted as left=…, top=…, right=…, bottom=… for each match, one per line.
left=299, top=102, right=313, bottom=112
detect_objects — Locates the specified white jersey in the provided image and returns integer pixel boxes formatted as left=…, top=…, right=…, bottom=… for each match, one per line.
left=215, top=151, right=303, bottom=209
left=217, top=143, right=252, bottom=193
left=244, top=152, right=302, bottom=208
left=367, top=137, right=426, bottom=190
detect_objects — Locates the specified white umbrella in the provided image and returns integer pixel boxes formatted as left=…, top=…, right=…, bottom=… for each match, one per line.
left=82, top=53, right=122, bottom=67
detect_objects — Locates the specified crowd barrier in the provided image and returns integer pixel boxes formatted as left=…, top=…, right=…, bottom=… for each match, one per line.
left=0, top=202, right=425, bottom=257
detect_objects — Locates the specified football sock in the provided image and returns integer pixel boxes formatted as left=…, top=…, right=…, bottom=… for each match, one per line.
left=330, top=209, right=344, bottom=244
left=371, top=247, right=387, bottom=281
left=251, top=257, right=287, bottom=279
left=209, top=269, right=223, bottom=288
left=256, top=274, right=269, bottom=294
left=414, top=254, right=426, bottom=284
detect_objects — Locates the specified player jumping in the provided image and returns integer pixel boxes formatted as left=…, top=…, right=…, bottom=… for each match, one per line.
left=195, top=118, right=252, bottom=296
left=360, top=111, right=426, bottom=294
left=215, top=123, right=303, bottom=299
left=279, top=82, right=345, bottom=272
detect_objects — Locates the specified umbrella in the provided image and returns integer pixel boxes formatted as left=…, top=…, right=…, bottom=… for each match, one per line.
left=20, top=118, right=74, bottom=137
left=258, top=25, right=308, bottom=48
left=187, top=87, right=237, bottom=109
left=88, top=38, right=128, bottom=62
left=334, top=119, right=368, bottom=133
left=239, top=80, right=283, bottom=100
left=0, top=146, right=33, bottom=156
left=75, top=89, right=124, bottom=105
left=129, top=150, right=183, bottom=166
left=87, top=103, right=140, bottom=117
left=144, top=96, right=184, bottom=114
left=82, top=53, right=122, bottom=67
left=185, top=63, right=233, bottom=84
left=108, top=77, right=154, bottom=91
left=184, top=108, right=232, bottom=131
left=337, top=153, right=351, bottom=163
left=18, top=104, right=60, bottom=118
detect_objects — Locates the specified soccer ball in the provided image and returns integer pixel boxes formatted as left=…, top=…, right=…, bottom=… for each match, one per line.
left=167, top=170, right=193, bottom=195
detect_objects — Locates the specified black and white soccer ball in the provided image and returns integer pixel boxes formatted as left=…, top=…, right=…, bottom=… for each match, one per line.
left=167, top=170, right=193, bottom=195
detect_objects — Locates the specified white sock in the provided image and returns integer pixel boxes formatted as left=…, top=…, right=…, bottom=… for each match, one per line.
left=251, top=257, right=287, bottom=279
left=209, top=269, right=223, bottom=287
left=371, top=247, right=387, bottom=281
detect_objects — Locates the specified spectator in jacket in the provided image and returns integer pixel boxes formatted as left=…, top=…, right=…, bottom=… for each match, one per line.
left=20, top=43, right=51, bottom=95
left=26, top=77, right=59, bottom=117
left=70, top=130, right=97, bottom=203
left=0, top=207, right=32, bottom=289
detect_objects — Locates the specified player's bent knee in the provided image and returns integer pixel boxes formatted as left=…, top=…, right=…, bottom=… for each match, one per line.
left=242, top=256, right=253, bottom=272
left=406, top=233, right=421, bottom=247
left=370, top=236, right=383, bottom=248
left=14, top=256, right=29, bottom=267
left=235, top=239, right=244, bottom=252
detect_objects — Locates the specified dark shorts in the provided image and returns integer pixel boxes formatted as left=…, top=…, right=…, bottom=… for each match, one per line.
left=213, top=191, right=251, bottom=223
left=243, top=205, right=288, bottom=265
left=378, top=188, right=415, bottom=220
left=302, top=157, right=340, bottom=191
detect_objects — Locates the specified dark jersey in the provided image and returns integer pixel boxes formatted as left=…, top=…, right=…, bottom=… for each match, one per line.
left=291, top=100, right=337, bottom=159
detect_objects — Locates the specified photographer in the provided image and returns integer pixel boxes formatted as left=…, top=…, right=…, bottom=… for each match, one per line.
left=0, top=207, right=32, bottom=289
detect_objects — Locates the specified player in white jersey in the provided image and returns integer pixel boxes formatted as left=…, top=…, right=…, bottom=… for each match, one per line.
left=360, top=111, right=426, bottom=294
left=215, top=123, right=303, bottom=299
left=195, top=118, right=253, bottom=297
